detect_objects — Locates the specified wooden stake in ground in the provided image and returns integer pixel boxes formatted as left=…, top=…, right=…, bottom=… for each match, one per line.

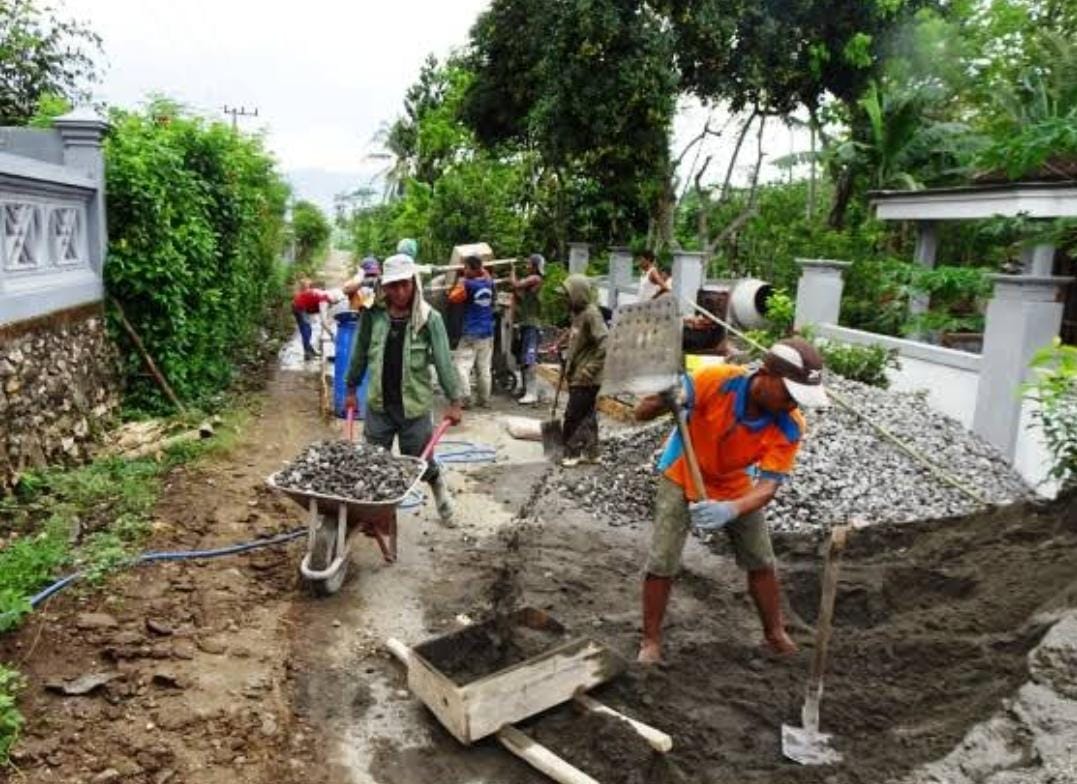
left=108, top=296, right=185, bottom=412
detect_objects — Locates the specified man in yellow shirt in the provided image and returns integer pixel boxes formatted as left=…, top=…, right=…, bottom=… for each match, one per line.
left=634, top=338, right=828, bottom=664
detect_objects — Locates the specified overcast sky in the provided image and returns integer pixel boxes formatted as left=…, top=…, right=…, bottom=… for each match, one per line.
left=67, top=0, right=809, bottom=212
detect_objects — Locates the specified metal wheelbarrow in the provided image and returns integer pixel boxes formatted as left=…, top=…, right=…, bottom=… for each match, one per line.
left=266, top=416, right=451, bottom=596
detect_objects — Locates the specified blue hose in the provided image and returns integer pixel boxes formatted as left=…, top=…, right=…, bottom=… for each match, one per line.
left=8, top=439, right=497, bottom=620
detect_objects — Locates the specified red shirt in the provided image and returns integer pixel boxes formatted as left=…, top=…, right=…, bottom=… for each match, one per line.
left=292, top=289, right=330, bottom=313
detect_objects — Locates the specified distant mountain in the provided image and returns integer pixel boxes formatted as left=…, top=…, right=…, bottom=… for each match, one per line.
left=284, top=168, right=381, bottom=215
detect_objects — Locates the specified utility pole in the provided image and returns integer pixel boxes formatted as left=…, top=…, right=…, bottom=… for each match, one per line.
left=222, top=105, right=259, bottom=131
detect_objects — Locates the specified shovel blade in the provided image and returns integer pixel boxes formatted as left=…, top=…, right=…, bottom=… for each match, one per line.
left=781, top=723, right=843, bottom=766
left=541, top=419, right=564, bottom=458
left=600, top=297, right=684, bottom=398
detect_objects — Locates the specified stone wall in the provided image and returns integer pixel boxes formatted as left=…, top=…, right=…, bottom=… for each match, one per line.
left=0, top=304, right=121, bottom=487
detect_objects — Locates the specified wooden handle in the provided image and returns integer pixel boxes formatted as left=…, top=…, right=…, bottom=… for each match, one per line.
left=497, top=726, right=600, bottom=784
left=574, top=694, right=673, bottom=753
left=670, top=401, right=706, bottom=502
left=385, top=637, right=411, bottom=667
left=809, top=525, right=850, bottom=686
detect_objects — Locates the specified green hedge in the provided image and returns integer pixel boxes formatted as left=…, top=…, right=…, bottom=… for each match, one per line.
left=104, top=101, right=289, bottom=412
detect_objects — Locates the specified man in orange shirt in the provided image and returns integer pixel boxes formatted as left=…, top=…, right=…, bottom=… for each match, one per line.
left=634, top=338, right=829, bottom=664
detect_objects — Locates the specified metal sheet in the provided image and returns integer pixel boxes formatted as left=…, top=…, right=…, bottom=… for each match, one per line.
left=600, top=297, right=683, bottom=398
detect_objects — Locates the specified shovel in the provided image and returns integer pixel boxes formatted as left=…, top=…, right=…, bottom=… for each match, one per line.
left=600, top=297, right=707, bottom=500
left=541, top=361, right=567, bottom=458
left=781, top=524, right=851, bottom=766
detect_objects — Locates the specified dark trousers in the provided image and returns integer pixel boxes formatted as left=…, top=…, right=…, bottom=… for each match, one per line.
left=293, top=307, right=314, bottom=354
left=364, top=404, right=440, bottom=483
left=562, top=385, right=599, bottom=458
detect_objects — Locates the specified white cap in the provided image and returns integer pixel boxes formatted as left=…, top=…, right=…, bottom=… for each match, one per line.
left=381, top=253, right=418, bottom=285
left=764, top=338, right=829, bottom=408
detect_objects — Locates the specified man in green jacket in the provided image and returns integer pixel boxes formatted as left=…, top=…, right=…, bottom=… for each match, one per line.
left=560, top=274, right=608, bottom=467
left=344, top=254, right=464, bottom=526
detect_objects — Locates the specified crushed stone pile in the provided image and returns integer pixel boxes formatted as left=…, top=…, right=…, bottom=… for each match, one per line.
left=557, top=377, right=1030, bottom=531
left=273, top=440, right=421, bottom=502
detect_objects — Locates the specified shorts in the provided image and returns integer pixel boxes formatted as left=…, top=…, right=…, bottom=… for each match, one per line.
left=519, top=325, right=540, bottom=367
left=644, top=475, right=774, bottom=576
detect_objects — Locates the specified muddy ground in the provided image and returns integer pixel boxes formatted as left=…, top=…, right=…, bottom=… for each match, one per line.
left=3, top=255, right=1075, bottom=783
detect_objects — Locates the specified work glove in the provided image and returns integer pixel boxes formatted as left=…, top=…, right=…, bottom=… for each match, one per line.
left=688, top=500, right=738, bottom=533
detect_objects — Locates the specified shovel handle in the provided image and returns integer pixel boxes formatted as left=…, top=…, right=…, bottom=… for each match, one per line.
left=809, top=526, right=850, bottom=688
left=420, top=417, right=453, bottom=462
left=345, top=405, right=356, bottom=442
left=669, top=400, right=706, bottom=502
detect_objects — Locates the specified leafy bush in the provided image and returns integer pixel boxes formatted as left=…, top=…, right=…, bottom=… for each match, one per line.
left=292, top=200, right=331, bottom=271
left=0, top=664, right=23, bottom=765
left=817, top=341, right=900, bottom=388
left=539, top=263, right=570, bottom=326
left=104, top=100, right=290, bottom=413
left=1024, top=339, right=1077, bottom=490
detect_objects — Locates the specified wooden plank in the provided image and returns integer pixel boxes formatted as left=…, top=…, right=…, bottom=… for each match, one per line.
left=407, top=652, right=472, bottom=745
left=574, top=694, right=673, bottom=753
left=462, top=637, right=624, bottom=741
left=497, top=725, right=601, bottom=784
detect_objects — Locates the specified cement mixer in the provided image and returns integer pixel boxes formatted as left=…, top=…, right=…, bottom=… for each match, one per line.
left=685, top=278, right=779, bottom=353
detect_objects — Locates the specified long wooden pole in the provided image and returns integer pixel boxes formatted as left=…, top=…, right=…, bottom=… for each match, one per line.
left=108, top=296, right=185, bottom=412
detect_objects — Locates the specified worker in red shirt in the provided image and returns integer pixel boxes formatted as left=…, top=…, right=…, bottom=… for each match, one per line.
left=634, top=338, right=829, bottom=664
left=291, top=279, right=338, bottom=361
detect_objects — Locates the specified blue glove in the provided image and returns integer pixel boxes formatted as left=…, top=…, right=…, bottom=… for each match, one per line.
left=689, top=500, right=738, bottom=533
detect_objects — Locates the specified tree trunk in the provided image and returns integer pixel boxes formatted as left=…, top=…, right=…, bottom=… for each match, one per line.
left=828, top=168, right=855, bottom=230
left=719, top=110, right=757, bottom=203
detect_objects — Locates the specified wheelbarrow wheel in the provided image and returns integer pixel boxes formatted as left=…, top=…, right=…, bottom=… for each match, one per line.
left=307, top=522, right=348, bottom=596
left=495, top=368, right=517, bottom=394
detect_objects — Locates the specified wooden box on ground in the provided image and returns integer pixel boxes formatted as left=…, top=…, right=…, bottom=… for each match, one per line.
left=407, top=607, right=625, bottom=745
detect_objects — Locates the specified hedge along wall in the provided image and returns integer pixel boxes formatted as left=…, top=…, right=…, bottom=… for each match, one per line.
left=104, top=102, right=290, bottom=413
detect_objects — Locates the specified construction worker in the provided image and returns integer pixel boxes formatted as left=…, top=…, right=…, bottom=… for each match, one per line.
left=560, top=274, right=608, bottom=466
left=511, top=253, right=545, bottom=404
left=637, top=249, right=670, bottom=300
left=634, top=337, right=829, bottom=664
left=343, top=254, right=463, bottom=527
left=343, top=257, right=379, bottom=310
left=448, top=255, right=496, bottom=408
left=292, top=279, right=342, bottom=360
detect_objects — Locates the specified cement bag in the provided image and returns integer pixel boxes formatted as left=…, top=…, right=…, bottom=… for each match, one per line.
left=501, top=416, right=543, bottom=441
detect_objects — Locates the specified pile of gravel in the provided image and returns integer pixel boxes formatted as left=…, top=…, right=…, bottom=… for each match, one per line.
left=556, top=377, right=1030, bottom=531
left=274, top=440, right=421, bottom=502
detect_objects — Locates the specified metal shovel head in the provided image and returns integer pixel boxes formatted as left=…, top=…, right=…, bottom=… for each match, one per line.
left=600, top=297, right=684, bottom=398
left=781, top=722, right=843, bottom=766
left=541, top=418, right=564, bottom=457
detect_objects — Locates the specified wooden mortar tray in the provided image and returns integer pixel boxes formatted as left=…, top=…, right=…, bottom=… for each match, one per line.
left=406, top=607, right=625, bottom=745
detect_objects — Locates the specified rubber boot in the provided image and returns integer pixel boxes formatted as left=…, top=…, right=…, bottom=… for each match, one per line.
left=512, top=370, right=526, bottom=399
left=430, top=474, right=457, bottom=528
left=519, top=367, right=538, bottom=405
left=638, top=574, right=673, bottom=665
left=747, top=567, right=798, bottom=655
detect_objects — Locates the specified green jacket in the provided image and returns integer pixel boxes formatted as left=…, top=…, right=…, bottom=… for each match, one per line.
left=345, top=293, right=460, bottom=419
left=563, top=274, right=608, bottom=387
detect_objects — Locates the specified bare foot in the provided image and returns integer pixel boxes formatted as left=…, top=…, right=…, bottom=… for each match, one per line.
left=637, top=640, right=662, bottom=665
left=764, top=629, right=798, bottom=656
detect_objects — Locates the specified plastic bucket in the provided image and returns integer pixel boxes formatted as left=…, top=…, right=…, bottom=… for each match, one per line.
left=333, top=311, right=368, bottom=418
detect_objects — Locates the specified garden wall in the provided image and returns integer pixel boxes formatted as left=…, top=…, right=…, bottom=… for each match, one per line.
left=0, top=111, right=120, bottom=488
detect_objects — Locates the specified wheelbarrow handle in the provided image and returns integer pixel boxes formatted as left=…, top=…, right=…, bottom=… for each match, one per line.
left=345, top=405, right=356, bottom=442
left=420, top=417, right=454, bottom=462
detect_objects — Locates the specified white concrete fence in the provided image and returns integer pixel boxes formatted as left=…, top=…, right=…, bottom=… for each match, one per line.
left=581, top=243, right=1069, bottom=494
left=0, top=109, right=109, bottom=326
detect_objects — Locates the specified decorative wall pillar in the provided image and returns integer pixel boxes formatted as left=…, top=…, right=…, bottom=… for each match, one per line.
left=608, top=246, right=633, bottom=309
left=54, top=108, right=109, bottom=275
left=567, top=242, right=590, bottom=275
left=794, top=259, right=850, bottom=329
left=972, top=274, right=1073, bottom=459
left=670, top=250, right=704, bottom=307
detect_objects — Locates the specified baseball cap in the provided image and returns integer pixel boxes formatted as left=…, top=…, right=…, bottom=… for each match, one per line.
left=763, top=337, right=829, bottom=408
left=381, top=253, right=418, bottom=285
left=360, top=256, right=380, bottom=275
left=527, top=253, right=546, bottom=275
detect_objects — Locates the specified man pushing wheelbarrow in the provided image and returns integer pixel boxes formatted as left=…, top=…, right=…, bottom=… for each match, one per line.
left=344, top=253, right=464, bottom=528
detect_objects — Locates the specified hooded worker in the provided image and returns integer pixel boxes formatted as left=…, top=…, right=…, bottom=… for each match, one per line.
left=396, top=238, right=419, bottom=260
left=634, top=337, right=829, bottom=664
left=344, top=253, right=464, bottom=526
left=558, top=273, right=608, bottom=466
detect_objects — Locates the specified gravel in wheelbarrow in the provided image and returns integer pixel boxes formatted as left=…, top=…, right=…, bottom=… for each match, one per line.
left=273, top=440, right=423, bottom=502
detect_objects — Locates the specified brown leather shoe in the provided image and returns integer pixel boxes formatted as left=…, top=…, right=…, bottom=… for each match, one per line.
left=747, top=567, right=798, bottom=655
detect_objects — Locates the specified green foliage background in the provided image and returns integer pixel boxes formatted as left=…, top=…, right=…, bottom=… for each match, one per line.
left=291, top=200, right=331, bottom=270
left=104, top=101, right=290, bottom=413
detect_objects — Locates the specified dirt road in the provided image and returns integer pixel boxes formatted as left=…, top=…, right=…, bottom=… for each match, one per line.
left=3, top=251, right=1075, bottom=783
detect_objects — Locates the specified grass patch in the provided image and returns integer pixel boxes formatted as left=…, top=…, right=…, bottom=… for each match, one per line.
left=0, top=664, right=24, bottom=767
